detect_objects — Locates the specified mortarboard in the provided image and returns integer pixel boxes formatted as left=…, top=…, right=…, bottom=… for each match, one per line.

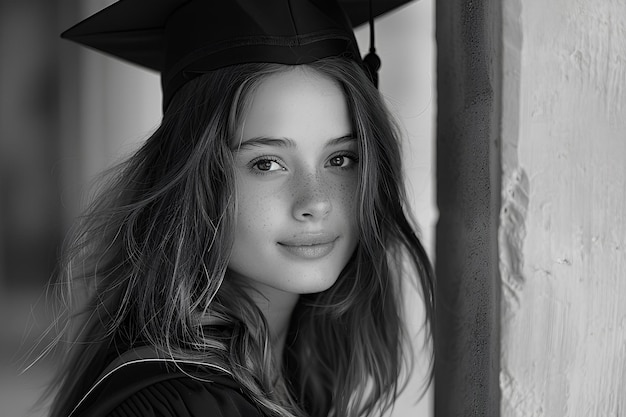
left=61, top=0, right=413, bottom=110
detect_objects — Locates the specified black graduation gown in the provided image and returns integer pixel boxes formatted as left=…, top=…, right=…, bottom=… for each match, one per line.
left=69, top=350, right=266, bottom=417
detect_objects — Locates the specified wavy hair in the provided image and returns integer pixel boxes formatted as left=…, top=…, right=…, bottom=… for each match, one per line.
left=39, top=57, right=435, bottom=417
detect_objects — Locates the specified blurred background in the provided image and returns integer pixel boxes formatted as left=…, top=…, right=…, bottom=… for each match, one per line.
left=0, top=0, right=436, bottom=416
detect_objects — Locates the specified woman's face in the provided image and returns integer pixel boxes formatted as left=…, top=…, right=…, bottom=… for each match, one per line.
left=228, top=68, right=359, bottom=296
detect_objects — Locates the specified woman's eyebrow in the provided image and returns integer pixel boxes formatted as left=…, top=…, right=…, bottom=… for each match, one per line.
left=234, top=137, right=295, bottom=151
left=233, top=134, right=356, bottom=152
left=325, top=134, right=357, bottom=147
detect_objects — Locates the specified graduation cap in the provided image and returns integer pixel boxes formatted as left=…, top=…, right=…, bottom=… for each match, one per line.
left=62, top=0, right=413, bottom=110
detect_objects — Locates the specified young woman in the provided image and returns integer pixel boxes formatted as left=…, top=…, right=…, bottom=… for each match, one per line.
left=40, top=1, right=435, bottom=416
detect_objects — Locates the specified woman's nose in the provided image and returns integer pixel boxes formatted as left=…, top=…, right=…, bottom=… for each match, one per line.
left=291, top=173, right=332, bottom=221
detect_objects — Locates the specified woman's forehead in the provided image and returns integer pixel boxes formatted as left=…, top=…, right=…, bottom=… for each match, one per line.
left=233, top=69, right=353, bottom=149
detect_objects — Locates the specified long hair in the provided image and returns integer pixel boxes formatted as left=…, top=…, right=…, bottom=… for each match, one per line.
left=40, top=57, right=434, bottom=417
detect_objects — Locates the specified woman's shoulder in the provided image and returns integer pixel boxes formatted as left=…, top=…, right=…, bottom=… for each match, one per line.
left=70, top=347, right=264, bottom=417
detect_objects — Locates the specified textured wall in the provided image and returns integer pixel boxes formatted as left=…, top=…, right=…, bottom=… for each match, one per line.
left=500, top=0, right=626, bottom=415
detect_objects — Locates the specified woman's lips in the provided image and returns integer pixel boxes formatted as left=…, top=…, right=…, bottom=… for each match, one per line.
left=277, top=237, right=338, bottom=259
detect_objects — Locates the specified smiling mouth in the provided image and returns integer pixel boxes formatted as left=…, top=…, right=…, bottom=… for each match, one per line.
left=277, top=238, right=338, bottom=259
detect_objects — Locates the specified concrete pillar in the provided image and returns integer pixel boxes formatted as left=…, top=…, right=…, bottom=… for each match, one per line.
left=435, top=0, right=502, bottom=415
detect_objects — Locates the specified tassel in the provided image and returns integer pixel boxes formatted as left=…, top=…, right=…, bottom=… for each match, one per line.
left=363, top=0, right=381, bottom=88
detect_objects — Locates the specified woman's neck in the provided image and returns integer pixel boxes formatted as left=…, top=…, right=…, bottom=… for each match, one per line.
left=247, top=286, right=299, bottom=361
left=222, top=270, right=300, bottom=361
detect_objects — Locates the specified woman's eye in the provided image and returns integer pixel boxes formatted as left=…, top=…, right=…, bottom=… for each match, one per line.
left=253, top=159, right=284, bottom=172
left=327, top=154, right=357, bottom=168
